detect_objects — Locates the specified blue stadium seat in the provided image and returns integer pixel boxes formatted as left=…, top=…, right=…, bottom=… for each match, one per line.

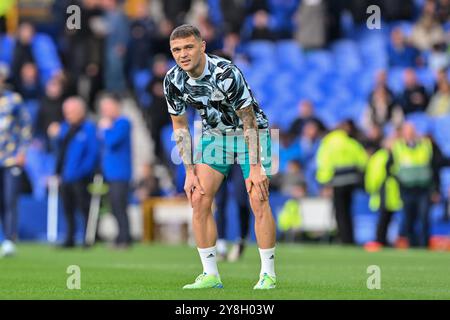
left=358, top=34, right=388, bottom=69
left=332, top=39, right=359, bottom=56
left=344, top=100, right=367, bottom=125
left=133, top=69, right=152, bottom=92
left=246, top=40, right=276, bottom=62
left=32, top=33, right=62, bottom=84
left=390, top=20, right=414, bottom=37
left=0, top=35, right=15, bottom=65
left=405, top=112, right=432, bottom=135
left=415, top=67, right=436, bottom=93
left=440, top=169, right=450, bottom=199
left=444, top=21, right=450, bottom=32
left=132, top=69, right=153, bottom=107
left=276, top=40, right=304, bottom=71
left=207, top=0, right=223, bottom=26
left=348, top=69, right=377, bottom=98
left=432, top=115, right=450, bottom=156
left=387, top=67, right=406, bottom=94
left=305, top=50, right=333, bottom=73
left=316, top=108, right=340, bottom=129
left=332, top=40, right=360, bottom=62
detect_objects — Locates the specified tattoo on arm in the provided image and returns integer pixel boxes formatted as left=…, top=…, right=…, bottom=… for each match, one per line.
left=174, top=128, right=194, bottom=172
left=236, top=107, right=260, bottom=165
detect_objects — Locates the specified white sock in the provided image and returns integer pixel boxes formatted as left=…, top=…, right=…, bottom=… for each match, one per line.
left=197, top=246, right=219, bottom=276
left=216, top=239, right=227, bottom=255
left=258, top=247, right=276, bottom=278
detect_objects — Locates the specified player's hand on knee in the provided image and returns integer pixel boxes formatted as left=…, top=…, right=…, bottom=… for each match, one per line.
left=248, top=166, right=269, bottom=201
left=184, top=172, right=205, bottom=207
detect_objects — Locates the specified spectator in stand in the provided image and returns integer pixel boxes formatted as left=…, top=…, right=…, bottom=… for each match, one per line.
left=410, top=0, right=445, bottom=51
left=47, top=97, right=98, bottom=248
left=128, top=0, right=157, bottom=74
left=436, top=0, right=450, bottom=24
left=271, top=160, right=307, bottom=199
left=220, top=0, right=247, bottom=34
left=162, top=0, right=192, bottom=26
left=269, top=0, right=300, bottom=39
left=222, top=32, right=242, bottom=59
left=276, top=131, right=302, bottom=174
left=15, top=63, right=42, bottom=102
left=388, top=27, right=419, bottom=68
left=362, top=124, right=384, bottom=156
left=433, top=68, right=450, bottom=92
left=295, top=0, right=327, bottom=49
left=10, top=22, right=36, bottom=89
left=151, top=18, right=174, bottom=60
left=0, top=64, right=32, bottom=257
left=363, top=84, right=403, bottom=131
left=288, top=100, right=325, bottom=137
left=249, top=10, right=276, bottom=41
left=426, top=74, right=450, bottom=116
left=401, top=68, right=430, bottom=114
left=0, top=0, right=14, bottom=34
left=98, top=93, right=132, bottom=248
left=145, top=55, right=171, bottom=164
left=299, top=119, right=325, bottom=165
left=36, top=77, right=65, bottom=147
left=428, top=42, right=449, bottom=72
left=197, top=16, right=222, bottom=53
left=374, top=70, right=395, bottom=96
left=134, top=163, right=162, bottom=201
left=65, top=0, right=104, bottom=108
left=102, top=0, right=129, bottom=93
left=299, top=120, right=325, bottom=196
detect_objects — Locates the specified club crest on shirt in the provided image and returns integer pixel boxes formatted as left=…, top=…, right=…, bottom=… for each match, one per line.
left=211, top=89, right=225, bottom=101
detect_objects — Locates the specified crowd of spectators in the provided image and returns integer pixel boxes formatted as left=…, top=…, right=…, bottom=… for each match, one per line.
left=0, top=0, right=449, bottom=246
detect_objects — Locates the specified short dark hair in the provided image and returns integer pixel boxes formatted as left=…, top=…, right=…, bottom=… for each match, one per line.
left=170, top=24, right=202, bottom=41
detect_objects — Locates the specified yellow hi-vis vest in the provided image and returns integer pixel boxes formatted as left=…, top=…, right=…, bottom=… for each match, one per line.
left=392, top=138, right=433, bottom=188
left=365, top=149, right=402, bottom=212
left=0, top=0, right=14, bottom=16
left=316, top=130, right=368, bottom=186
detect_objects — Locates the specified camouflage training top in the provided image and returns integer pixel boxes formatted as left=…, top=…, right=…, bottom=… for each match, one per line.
left=163, top=54, right=269, bottom=135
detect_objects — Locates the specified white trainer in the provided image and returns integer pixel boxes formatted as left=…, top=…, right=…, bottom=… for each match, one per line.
left=1, top=240, right=16, bottom=257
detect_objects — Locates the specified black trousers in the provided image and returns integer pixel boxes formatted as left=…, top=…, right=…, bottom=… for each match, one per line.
left=61, top=179, right=91, bottom=243
left=400, top=187, right=430, bottom=247
left=0, top=17, right=6, bottom=33
left=332, top=185, right=356, bottom=244
left=376, top=208, right=394, bottom=245
left=108, top=181, right=131, bottom=244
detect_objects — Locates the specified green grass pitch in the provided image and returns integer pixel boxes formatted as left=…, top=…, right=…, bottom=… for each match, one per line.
left=1, top=242, right=449, bottom=299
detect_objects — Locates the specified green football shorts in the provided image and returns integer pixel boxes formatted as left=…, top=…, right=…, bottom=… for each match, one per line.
left=194, top=130, right=273, bottom=179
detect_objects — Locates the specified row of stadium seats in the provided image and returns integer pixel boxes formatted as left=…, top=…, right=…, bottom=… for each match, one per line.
left=0, top=34, right=62, bottom=85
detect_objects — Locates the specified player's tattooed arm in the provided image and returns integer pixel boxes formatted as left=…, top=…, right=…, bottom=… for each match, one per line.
left=170, top=114, right=205, bottom=204
left=170, top=115, right=194, bottom=173
left=236, top=106, right=260, bottom=165
left=236, top=106, right=269, bottom=201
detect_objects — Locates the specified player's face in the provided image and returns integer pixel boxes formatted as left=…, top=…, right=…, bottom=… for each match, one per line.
left=170, top=35, right=205, bottom=73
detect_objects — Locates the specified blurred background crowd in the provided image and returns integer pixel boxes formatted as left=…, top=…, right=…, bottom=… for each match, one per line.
left=0, top=0, right=450, bottom=251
